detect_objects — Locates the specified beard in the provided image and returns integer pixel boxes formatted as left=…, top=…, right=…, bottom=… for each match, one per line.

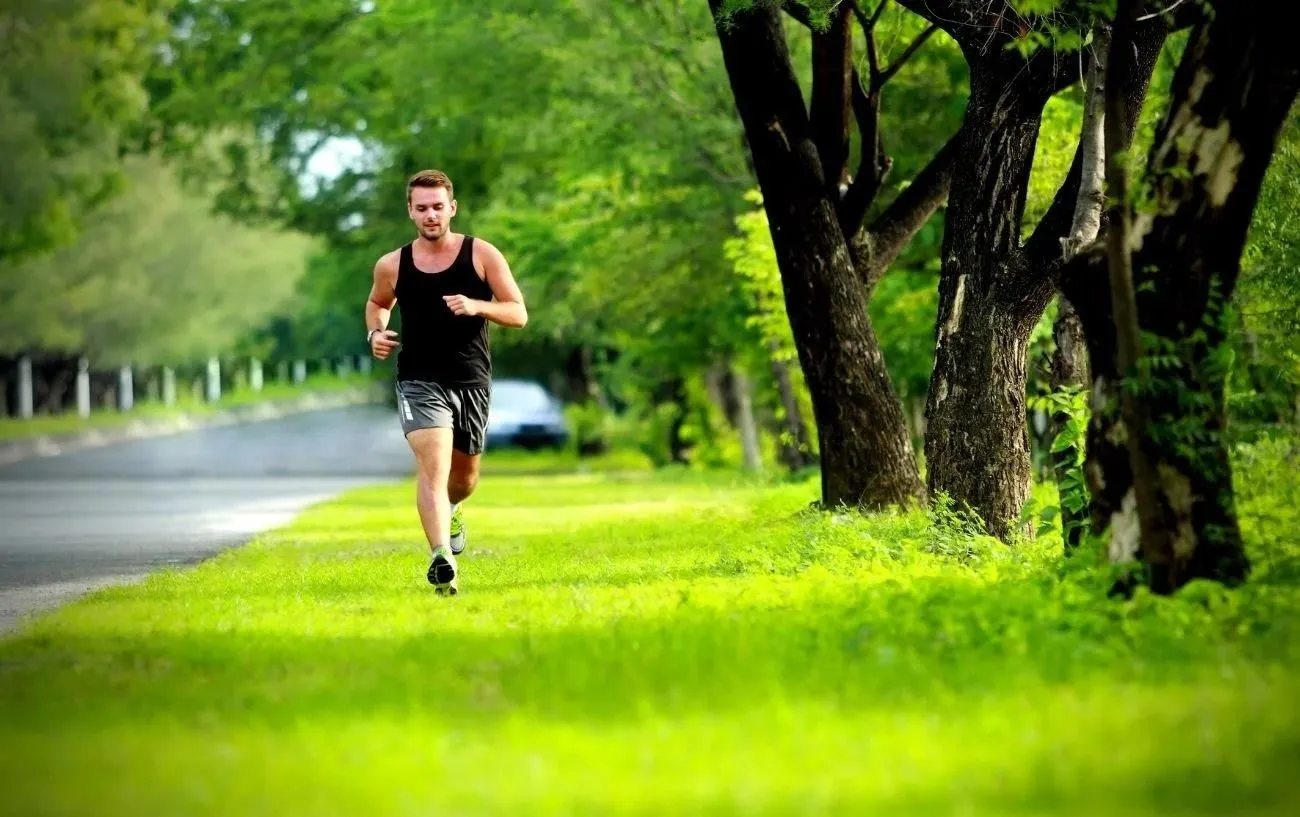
left=420, top=223, right=443, bottom=241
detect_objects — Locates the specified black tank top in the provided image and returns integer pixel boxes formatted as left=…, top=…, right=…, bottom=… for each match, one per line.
left=394, top=235, right=494, bottom=387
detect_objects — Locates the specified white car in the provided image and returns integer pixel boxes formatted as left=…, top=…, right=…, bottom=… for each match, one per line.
left=486, top=378, right=570, bottom=450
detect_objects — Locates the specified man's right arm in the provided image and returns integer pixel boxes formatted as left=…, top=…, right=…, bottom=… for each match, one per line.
left=366, top=253, right=400, bottom=360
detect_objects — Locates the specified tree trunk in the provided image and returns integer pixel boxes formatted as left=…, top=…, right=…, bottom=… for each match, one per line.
left=35, top=360, right=75, bottom=414
left=710, top=0, right=924, bottom=510
left=710, top=364, right=739, bottom=428
left=565, top=345, right=607, bottom=456
left=923, top=58, right=1051, bottom=537
left=918, top=3, right=1169, bottom=539
left=1049, top=299, right=1090, bottom=551
left=712, top=363, right=763, bottom=471
left=1064, top=0, right=1300, bottom=593
left=1052, top=24, right=1108, bottom=552
left=658, top=376, right=690, bottom=465
left=731, top=370, right=763, bottom=471
left=769, top=349, right=816, bottom=472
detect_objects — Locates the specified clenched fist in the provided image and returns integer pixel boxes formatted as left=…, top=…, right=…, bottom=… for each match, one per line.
left=370, top=329, right=400, bottom=360
left=443, top=294, right=481, bottom=317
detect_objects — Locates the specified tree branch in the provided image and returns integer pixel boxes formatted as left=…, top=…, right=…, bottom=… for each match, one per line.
left=893, top=0, right=989, bottom=47
left=838, top=0, right=943, bottom=242
left=838, top=67, right=887, bottom=232
left=1060, top=24, right=1110, bottom=261
left=869, top=0, right=889, bottom=28
left=892, top=0, right=965, bottom=22
left=1137, top=0, right=1190, bottom=23
left=781, top=1, right=815, bottom=31
left=854, top=128, right=961, bottom=290
left=848, top=0, right=886, bottom=86
left=1024, top=17, right=1169, bottom=268
left=849, top=0, right=889, bottom=30
left=810, top=2, right=854, bottom=193
left=877, top=23, right=938, bottom=87
left=865, top=18, right=881, bottom=81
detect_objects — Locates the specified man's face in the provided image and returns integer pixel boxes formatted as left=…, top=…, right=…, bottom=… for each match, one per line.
left=408, top=186, right=456, bottom=241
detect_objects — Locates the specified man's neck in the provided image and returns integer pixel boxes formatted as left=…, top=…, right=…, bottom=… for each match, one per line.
left=414, top=232, right=460, bottom=253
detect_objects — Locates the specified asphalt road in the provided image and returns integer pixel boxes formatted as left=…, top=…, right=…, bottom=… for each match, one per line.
left=0, top=404, right=413, bottom=634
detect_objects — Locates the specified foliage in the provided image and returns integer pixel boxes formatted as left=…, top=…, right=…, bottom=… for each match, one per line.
left=0, top=0, right=171, bottom=261
left=725, top=190, right=798, bottom=365
left=1004, top=1, right=1117, bottom=58
left=2, top=446, right=1299, bottom=812
left=1024, top=383, right=1092, bottom=542
left=1231, top=111, right=1300, bottom=436
left=0, top=153, right=316, bottom=366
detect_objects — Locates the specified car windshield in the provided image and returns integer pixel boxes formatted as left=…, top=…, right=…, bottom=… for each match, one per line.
left=491, top=381, right=553, bottom=412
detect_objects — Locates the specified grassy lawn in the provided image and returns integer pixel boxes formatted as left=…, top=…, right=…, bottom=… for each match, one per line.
left=0, top=373, right=379, bottom=442
left=1, top=441, right=1298, bottom=815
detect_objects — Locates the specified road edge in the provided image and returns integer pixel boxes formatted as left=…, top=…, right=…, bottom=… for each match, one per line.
left=0, top=385, right=388, bottom=467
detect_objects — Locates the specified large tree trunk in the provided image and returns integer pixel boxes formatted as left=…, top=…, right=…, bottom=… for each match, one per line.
left=907, top=0, right=1170, bottom=539
left=923, top=57, right=1052, bottom=537
left=1064, top=0, right=1300, bottom=594
left=709, top=0, right=924, bottom=510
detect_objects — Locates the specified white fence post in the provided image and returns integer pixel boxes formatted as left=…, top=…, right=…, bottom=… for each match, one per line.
left=293, top=360, right=306, bottom=384
left=17, top=356, right=33, bottom=419
left=358, top=355, right=372, bottom=375
left=118, top=365, right=134, bottom=412
left=250, top=358, right=263, bottom=392
left=163, top=367, right=176, bottom=407
left=76, top=357, right=91, bottom=418
left=206, top=357, right=222, bottom=402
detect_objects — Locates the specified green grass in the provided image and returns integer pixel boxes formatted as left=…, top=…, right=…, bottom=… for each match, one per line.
left=0, top=373, right=378, bottom=441
left=1, top=441, right=1299, bottom=815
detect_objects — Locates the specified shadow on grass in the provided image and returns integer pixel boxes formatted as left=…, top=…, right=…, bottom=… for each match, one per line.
left=546, top=764, right=1300, bottom=817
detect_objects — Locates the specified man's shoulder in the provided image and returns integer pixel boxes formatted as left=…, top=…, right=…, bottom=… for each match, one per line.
left=467, top=235, right=505, bottom=265
left=373, top=245, right=407, bottom=276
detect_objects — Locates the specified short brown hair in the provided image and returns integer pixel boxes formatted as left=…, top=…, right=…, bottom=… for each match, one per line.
left=407, top=169, right=453, bottom=201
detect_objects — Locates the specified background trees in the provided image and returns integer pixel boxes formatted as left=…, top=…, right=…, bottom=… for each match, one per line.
left=0, top=0, right=172, bottom=262
left=4, top=0, right=1296, bottom=598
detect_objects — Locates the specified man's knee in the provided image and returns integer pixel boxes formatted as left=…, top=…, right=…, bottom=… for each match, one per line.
left=448, top=471, right=478, bottom=500
left=449, top=456, right=481, bottom=500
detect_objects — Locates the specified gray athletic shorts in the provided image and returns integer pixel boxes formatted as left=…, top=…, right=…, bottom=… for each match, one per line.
left=394, top=379, right=491, bottom=455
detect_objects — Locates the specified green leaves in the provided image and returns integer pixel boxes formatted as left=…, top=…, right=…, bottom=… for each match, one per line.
left=724, top=191, right=796, bottom=363
left=1025, top=381, right=1092, bottom=545
left=0, top=0, right=172, bottom=261
left=0, top=152, right=315, bottom=365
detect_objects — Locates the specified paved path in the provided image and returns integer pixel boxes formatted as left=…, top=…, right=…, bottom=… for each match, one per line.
left=0, top=404, right=412, bottom=634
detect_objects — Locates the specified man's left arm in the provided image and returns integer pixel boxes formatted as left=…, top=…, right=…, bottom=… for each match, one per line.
left=443, top=241, right=527, bottom=328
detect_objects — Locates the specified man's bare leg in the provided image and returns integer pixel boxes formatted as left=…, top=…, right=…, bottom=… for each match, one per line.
left=407, top=427, right=459, bottom=591
left=447, top=449, right=481, bottom=555
left=449, top=450, right=481, bottom=504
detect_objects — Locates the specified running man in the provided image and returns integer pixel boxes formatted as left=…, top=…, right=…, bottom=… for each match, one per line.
left=365, top=169, right=528, bottom=594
